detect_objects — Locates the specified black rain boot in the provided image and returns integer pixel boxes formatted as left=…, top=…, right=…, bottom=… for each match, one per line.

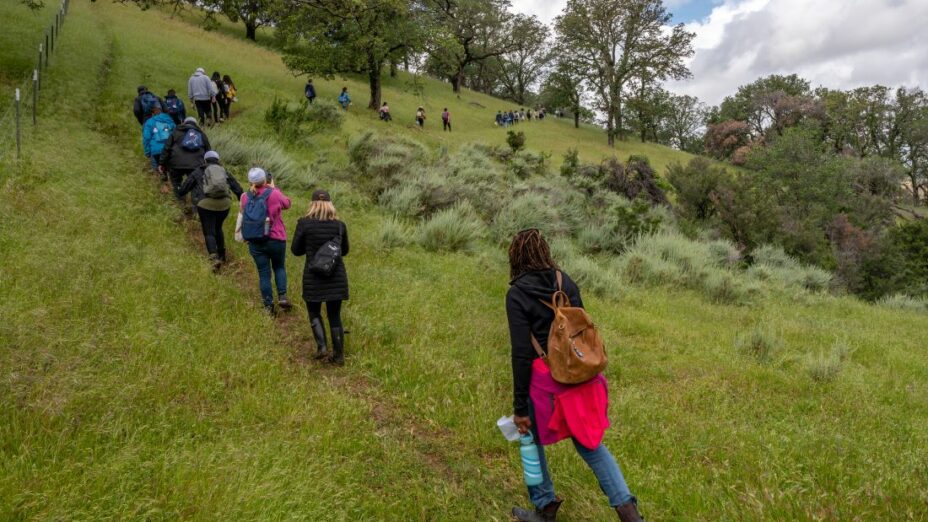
left=328, top=327, right=345, bottom=366
left=512, top=497, right=563, bottom=522
left=310, top=318, right=328, bottom=360
left=615, top=500, right=643, bottom=522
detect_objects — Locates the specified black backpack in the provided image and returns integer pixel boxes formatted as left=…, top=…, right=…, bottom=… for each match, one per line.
left=309, top=224, right=343, bottom=276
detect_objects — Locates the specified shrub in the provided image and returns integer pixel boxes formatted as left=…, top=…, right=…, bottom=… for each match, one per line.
left=701, top=271, right=756, bottom=305
left=379, top=184, right=424, bottom=217
left=264, top=98, right=342, bottom=143
left=748, top=245, right=832, bottom=292
left=492, top=192, right=568, bottom=244
left=377, top=217, right=413, bottom=248
left=417, top=203, right=484, bottom=252
left=666, top=157, right=731, bottom=221
left=561, top=253, right=623, bottom=298
left=804, top=340, right=853, bottom=382
left=877, top=294, right=928, bottom=312
left=735, top=327, right=783, bottom=363
left=509, top=150, right=548, bottom=179
left=506, top=130, right=526, bottom=152
left=208, top=128, right=303, bottom=187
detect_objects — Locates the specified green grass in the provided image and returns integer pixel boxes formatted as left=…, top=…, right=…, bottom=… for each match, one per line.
left=2, top=1, right=928, bottom=520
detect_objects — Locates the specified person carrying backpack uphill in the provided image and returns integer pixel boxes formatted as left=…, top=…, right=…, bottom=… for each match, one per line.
left=141, top=105, right=175, bottom=176
left=133, top=86, right=164, bottom=126
left=188, top=67, right=215, bottom=126
left=163, top=89, right=187, bottom=125
left=338, top=87, right=351, bottom=110
left=290, top=190, right=350, bottom=365
left=236, top=168, right=292, bottom=315
left=176, top=151, right=244, bottom=272
left=305, top=79, right=317, bottom=104
left=506, top=229, right=642, bottom=522
left=159, top=117, right=210, bottom=208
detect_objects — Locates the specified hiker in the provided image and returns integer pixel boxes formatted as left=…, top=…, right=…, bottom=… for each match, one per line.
left=211, top=72, right=227, bottom=123
left=305, top=79, right=317, bottom=104
left=290, top=189, right=350, bottom=365
left=176, top=151, right=244, bottom=271
left=338, top=87, right=351, bottom=110
left=159, top=116, right=211, bottom=207
left=506, top=229, right=642, bottom=522
left=133, top=86, right=163, bottom=126
left=141, top=104, right=175, bottom=176
left=416, top=107, right=426, bottom=128
left=163, top=89, right=187, bottom=125
left=441, top=108, right=451, bottom=132
left=379, top=102, right=392, bottom=122
left=223, top=75, right=237, bottom=118
left=188, top=67, right=215, bottom=126
left=237, top=168, right=292, bottom=315
left=496, top=111, right=504, bottom=127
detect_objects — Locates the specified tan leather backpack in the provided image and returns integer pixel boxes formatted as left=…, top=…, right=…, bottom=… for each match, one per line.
left=531, top=271, right=608, bottom=384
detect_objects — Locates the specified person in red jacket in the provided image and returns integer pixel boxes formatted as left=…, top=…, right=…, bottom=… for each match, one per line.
left=506, top=228, right=642, bottom=522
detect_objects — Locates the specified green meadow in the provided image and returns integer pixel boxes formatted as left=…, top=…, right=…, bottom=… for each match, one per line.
left=1, top=1, right=927, bottom=520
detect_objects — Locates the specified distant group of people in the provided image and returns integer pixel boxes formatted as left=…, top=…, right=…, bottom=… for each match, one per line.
left=496, top=107, right=547, bottom=127
left=134, top=70, right=351, bottom=367
left=305, top=81, right=452, bottom=132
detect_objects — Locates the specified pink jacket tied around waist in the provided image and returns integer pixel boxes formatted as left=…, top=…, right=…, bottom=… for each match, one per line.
left=529, top=357, right=610, bottom=449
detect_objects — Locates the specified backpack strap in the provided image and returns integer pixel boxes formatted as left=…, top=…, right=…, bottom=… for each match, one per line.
left=530, top=334, right=547, bottom=359
left=540, top=270, right=569, bottom=311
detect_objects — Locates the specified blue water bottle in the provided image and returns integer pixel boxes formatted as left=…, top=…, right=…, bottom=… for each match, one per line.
left=520, top=432, right=543, bottom=486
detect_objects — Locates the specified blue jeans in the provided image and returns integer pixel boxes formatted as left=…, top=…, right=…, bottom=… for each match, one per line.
left=527, top=404, right=635, bottom=509
left=148, top=154, right=161, bottom=171
left=248, top=240, right=288, bottom=308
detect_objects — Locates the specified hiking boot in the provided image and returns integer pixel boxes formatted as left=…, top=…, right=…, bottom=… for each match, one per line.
left=264, top=304, right=276, bottom=316
left=512, top=497, right=563, bottom=522
left=278, top=296, right=293, bottom=311
left=310, top=318, right=328, bottom=360
left=209, top=254, right=222, bottom=273
left=328, top=327, right=345, bottom=366
left=615, top=501, right=643, bottom=522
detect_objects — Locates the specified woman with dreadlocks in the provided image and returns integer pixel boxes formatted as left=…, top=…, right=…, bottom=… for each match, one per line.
left=506, top=229, right=642, bottom=522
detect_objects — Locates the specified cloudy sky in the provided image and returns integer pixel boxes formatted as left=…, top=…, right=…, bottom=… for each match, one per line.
left=512, top=0, right=928, bottom=105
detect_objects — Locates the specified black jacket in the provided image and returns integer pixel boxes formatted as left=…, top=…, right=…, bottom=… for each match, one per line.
left=176, top=161, right=245, bottom=207
left=133, top=92, right=164, bottom=125
left=506, top=269, right=583, bottom=417
left=159, top=122, right=211, bottom=171
left=291, top=218, right=350, bottom=302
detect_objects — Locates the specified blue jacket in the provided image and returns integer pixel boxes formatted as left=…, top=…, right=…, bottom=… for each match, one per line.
left=305, top=83, right=316, bottom=99
left=142, top=113, right=176, bottom=157
left=338, top=92, right=351, bottom=106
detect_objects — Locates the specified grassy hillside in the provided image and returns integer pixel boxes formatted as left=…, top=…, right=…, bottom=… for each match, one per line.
left=2, top=1, right=928, bottom=520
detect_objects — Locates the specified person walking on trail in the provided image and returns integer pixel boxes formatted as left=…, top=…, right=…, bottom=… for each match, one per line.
left=188, top=67, right=215, bottom=126
left=211, top=72, right=227, bottom=123
left=441, top=108, right=451, bottom=131
left=338, top=87, right=351, bottom=110
left=163, top=89, right=187, bottom=125
left=496, top=110, right=504, bottom=127
left=290, top=189, right=350, bottom=366
left=141, top=104, right=175, bottom=177
left=176, top=151, right=244, bottom=272
left=133, top=86, right=164, bottom=126
left=416, top=107, right=426, bottom=128
left=236, top=168, right=292, bottom=315
left=222, top=75, right=237, bottom=118
left=506, top=229, right=642, bottom=522
left=305, top=79, right=317, bottom=104
left=159, top=116, right=211, bottom=209
left=379, top=101, right=392, bottom=122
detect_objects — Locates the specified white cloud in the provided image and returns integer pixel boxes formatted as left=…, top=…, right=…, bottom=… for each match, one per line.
left=668, top=0, right=928, bottom=105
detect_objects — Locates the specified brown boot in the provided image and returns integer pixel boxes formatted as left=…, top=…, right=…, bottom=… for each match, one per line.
left=615, top=501, right=643, bottom=522
left=511, top=497, right=563, bottom=522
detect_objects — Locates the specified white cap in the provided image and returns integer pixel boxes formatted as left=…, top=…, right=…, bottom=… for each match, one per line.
left=183, top=116, right=198, bottom=125
left=204, top=150, right=220, bottom=161
left=248, top=168, right=267, bottom=184
left=196, top=67, right=205, bottom=74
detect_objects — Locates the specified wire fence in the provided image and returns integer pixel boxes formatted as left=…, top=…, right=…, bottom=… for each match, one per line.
left=0, top=0, right=71, bottom=163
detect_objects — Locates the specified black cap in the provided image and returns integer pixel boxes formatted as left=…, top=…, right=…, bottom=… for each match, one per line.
left=137, top=85, right=147, bottom=94
left=312, top=189, right=331, bottom=202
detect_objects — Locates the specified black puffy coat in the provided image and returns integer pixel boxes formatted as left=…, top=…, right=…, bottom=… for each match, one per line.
left=159, top=122, right=211, bottom=171
left=291, top=218, right=350, bottom=302
left=506, top=269, right=583, bottom=417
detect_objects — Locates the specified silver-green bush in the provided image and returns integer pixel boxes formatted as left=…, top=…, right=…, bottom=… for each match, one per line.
left=417, top=203, right=485, bottom=252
